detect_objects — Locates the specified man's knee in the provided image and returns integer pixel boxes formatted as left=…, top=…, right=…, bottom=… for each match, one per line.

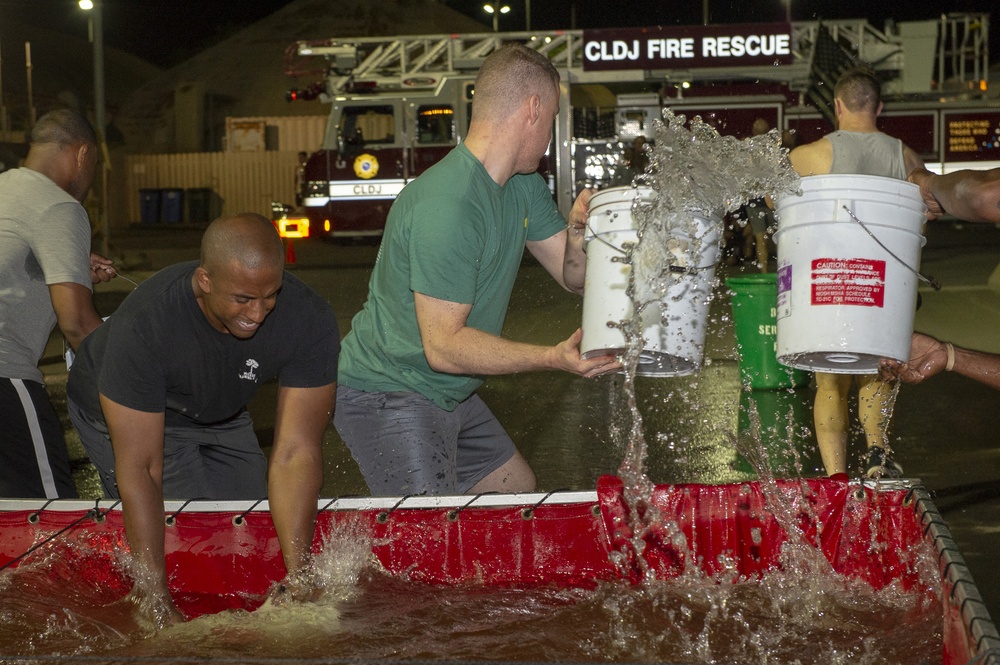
left=470, top=451, right=536, bottom=494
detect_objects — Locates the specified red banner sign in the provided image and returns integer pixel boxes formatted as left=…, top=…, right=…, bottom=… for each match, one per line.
left=582, top=24, right=793, bottom=72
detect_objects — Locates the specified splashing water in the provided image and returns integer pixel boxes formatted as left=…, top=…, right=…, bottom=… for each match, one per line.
left=613, top=109, right=800, bottom=564
left=630, top=109, right=800, bottom=309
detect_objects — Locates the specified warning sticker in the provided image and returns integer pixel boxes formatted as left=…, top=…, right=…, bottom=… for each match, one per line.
left=810, top=258, right=885, bottom=307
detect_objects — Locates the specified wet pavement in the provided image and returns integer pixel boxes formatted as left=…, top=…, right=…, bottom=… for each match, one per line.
left=41, top=218, right=1000, bottom=623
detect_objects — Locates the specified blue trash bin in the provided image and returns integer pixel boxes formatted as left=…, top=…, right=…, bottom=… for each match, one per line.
left=160, top=188, right=184, bottom=224
left=139, top=189, right=161, bottom=224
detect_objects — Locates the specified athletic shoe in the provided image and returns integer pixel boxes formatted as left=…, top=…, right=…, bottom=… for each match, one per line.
left=865, top=447, right=904, bottom=479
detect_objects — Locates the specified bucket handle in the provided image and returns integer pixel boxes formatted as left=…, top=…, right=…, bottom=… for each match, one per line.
left=842, top=206, right=942, bottom=291
left=585, top=221, right=716, bottom=275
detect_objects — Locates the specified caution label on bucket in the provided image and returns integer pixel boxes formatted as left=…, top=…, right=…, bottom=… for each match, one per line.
left=810, top=258, right=886, bottom=307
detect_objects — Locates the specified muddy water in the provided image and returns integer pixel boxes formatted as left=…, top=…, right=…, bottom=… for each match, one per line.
left=1, top=521, right=942, bottom=665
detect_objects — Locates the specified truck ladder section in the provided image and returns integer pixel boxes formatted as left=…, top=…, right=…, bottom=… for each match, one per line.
left=796, top=14, right=989, bottom=127
left=937, top=13, right=990, bottom=92
left=287, top=14, right=989, bottom=102
left=286, top=32, right=582, bottom=98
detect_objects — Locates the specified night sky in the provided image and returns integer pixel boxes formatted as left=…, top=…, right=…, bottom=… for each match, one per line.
left=7, top=0, right=998, bottom=69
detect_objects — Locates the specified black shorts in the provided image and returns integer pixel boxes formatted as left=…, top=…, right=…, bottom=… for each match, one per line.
left=0, top=377, right=78, bottom=498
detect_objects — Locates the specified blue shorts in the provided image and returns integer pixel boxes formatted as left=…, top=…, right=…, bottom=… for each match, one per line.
left=333, top=385, right=516, bottom=496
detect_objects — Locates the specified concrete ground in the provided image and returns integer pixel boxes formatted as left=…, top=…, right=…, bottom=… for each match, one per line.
left=39, top=218, right=1000, bottom=624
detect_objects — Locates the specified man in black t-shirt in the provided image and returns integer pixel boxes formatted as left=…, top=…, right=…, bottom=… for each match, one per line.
left=67, top=213, right=339, bottom=626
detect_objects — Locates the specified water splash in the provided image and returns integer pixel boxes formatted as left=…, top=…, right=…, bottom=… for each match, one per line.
left=611, top=108, right=800, bottom=574
left=630, top=109, right=799, bottom=308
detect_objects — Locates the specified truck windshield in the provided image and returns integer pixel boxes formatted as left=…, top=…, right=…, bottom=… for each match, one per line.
left=341, top=105, right=395, bottom=145
left=417, top=105, right=454, bottom=144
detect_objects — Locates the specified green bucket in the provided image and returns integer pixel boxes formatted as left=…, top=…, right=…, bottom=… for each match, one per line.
left=726, top=274, right=810, bottom=390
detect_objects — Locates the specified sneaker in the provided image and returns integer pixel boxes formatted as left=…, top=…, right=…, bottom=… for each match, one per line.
left=865, top=447, right=904, bottom=479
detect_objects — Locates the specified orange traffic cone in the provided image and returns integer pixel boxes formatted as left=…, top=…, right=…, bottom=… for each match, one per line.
left=285, top=240, right=297, bottom=267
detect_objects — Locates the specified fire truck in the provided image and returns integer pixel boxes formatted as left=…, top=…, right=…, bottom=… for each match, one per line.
left=284, top=14, right=996, bottom=239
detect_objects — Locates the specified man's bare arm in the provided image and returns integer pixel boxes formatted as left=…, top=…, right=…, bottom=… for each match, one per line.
left=49, top=282, right=103, bottom=350
left=908, top=167, right=1000, bottom=223
left=100, top=395, right=184, bottom=626
left=414, top=293, right=618, bottom=378
left=526, top=189, right=593, bottom=295
left=880, top=332, right=1000, bottom=390
left=268, top=383, right=336, bottom=579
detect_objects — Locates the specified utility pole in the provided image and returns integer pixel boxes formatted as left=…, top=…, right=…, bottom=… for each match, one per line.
left=82, top=0, right=110, bottom=257
left=0, top=37, right=8, bottom=133
left=25, top=42, right=35, bottom=128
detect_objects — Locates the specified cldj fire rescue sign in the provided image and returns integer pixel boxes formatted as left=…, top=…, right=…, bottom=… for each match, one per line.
left=582, top=24, right=793, bottom=71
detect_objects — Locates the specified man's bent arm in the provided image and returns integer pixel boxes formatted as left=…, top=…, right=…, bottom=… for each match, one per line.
left=50, top=282, right=103, bottom=350
left=881, top=332, right=1000, bottom=391
left=527, top=190, right=593, bottom=294
left=414, top=293, right=618, bottom=378
left=908, top=167, right=1000, bottom=223
left=269, top=383, right=335, bottom=577
left=99, top=395, right=182, bottom=624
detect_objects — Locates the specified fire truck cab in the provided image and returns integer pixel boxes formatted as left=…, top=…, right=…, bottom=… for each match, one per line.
left=306, top=82, right=475, bottom=236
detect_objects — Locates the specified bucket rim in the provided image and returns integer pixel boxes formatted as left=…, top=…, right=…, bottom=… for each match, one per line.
left=795, top=172, right=921, bottom=190
left=775, top=173, right=924, bottom=208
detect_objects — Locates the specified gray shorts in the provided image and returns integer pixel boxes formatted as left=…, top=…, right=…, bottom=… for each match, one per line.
left=67, top=397, right=267, bottom=500
left=333, top=385, right=516, bottom=497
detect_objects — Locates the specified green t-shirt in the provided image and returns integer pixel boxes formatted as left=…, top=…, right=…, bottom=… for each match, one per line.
left=338, top=143, right=565, bottom=410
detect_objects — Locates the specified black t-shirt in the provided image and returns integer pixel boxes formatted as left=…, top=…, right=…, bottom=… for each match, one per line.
left=68, top=261, right=340, bottom=428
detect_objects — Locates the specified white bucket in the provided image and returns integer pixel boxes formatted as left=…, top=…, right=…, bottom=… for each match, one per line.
left=580, top=186, right=722, bottom=377
left=773, top=174, right=926, bottom=374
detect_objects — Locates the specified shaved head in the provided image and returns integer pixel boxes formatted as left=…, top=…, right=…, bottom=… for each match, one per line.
left=30, top=109, right=97, bottom=148
left=200, top=213, right=284, bottom=275
left=472, top=44, right=560, bottom=124
left=834, top=67, right=882, bottom=114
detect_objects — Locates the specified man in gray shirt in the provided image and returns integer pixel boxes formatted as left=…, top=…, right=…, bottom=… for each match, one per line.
left=0, top=109, right=112, bottom=498
left=789, top=67, right=924, bottom=480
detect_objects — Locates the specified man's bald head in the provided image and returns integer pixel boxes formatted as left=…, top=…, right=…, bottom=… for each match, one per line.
left=200, top=213, right=284, bottom=275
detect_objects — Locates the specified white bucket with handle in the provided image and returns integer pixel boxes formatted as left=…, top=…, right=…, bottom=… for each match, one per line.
left=580, top=186, right=722, bottom=377
left=773, top=174, right=927, bottom=374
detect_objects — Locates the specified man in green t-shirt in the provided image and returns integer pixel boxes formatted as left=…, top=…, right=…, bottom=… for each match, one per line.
left=334, top=44, right=620, bottom=497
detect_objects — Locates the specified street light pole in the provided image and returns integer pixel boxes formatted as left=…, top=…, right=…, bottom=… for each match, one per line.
left=80, top=0, right=110, bottom=256
left=483, top=3, right=510, bottom=33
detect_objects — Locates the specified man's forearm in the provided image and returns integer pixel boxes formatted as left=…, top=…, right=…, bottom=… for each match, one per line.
left=424, top=326, right=557, bottom=376
left=562, top=226, right=587, bottom=294
left=268, top=450, right=323, bottom=575
left=928, top=169, right=1000, bottom=223
left=951, top=345, right=1000, bottom=391
left=118, top=468, right=171, bottom=599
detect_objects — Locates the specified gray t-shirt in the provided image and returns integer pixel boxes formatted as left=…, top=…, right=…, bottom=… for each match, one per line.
left=0, top=168, right=92, bottom=382
left=827, top=131, right=907, bottom=179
